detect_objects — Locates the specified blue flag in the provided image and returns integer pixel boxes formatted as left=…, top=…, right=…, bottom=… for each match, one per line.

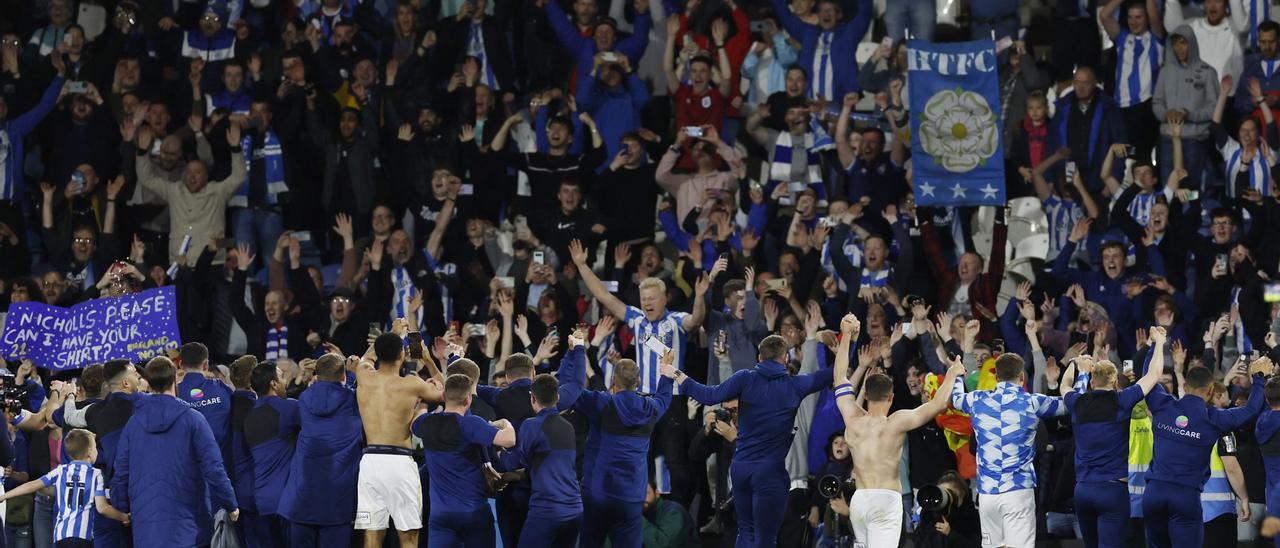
left=907, top=39, right=1007, bottom=207
left=0, top=287, right=181, bottom=370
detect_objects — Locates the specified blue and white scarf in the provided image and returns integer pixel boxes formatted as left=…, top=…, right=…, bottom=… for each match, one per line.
left=391, top=264, right=415, bottom=323
left=1233, top=287, right=1254, bottom=355
left=770, top=118, right=833, bottom=201
left=860, top=267, right=890, bottom=288
left=230, top=130, right=288, bottom=207
left=266, top=323, right=288, bottom=361
left=181, top=29, right=236, bottom=62
left=423, top=247, right=457, bottom=324
left=1221, top=137, right=1272, bottom=198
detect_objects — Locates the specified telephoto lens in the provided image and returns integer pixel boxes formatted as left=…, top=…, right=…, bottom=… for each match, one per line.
left=916, top=484, right=951, bottom=512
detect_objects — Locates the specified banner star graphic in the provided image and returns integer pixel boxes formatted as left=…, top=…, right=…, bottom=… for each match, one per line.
left=980, top=183, right=999, bottom=199
left=950, top=183, right=967, bottom=198
left=919, top=182, right=936, bottom=197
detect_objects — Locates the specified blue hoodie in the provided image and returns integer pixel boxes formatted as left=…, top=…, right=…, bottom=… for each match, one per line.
left=245, top=395, right=301, bottom=516
left=110, top=394, right=237, bottom=547
left=679, top=361, right=834, bottom=464
left=1145, top=376, right=1265, bottom=491
left=575, top=375, right=673, bottom=503
left=1256, top=408, right=1280, bottom=513
left=278, top=381, right=362, bottom=526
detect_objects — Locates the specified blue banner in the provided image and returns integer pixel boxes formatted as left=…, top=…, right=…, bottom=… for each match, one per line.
left=0, top=287, right=181, bottom=370
left=907, top=39, right=1007, bottom=207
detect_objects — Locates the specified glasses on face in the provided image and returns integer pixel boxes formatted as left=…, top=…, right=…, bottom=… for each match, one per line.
left=1, top=39, right=19, bottom=47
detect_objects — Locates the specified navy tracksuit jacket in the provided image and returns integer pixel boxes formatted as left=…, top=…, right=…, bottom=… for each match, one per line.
left=1142, top=376, right=1265, bottom=547
left=679, top=360, right=834, bottom=548
left=1254, top=408, right=1280, bottom=548
left=575, top=375, right=673, bottom=548
left=277, top=381, right=362, bottom=527
left=83, top=391, right=145, bottom=548
left=475, top=345, right=586, bottom=547
left=229, top=389, right=258, bottom=514
left=498, top=406, right=583, bottom=547
left=245, top=395, right=300, bottom=515
left=1065, top=376, right=1147, bottom=548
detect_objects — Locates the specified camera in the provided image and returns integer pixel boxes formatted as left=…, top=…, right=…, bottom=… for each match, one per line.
left=0, top=373, right=33, bottom=414
left=714, top=408, right=735, bottom=423
left=817, top=474, right=856, bottom=499
left=916, top=484, right=952, bottom=512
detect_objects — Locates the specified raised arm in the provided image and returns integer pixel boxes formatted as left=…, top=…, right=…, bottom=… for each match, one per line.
left=891, top=355, right=965, bottom=431
left=663, top=17, right=681, bottom=95
left=1136, top=327, right=1167, bottom=394
left=569, top=239, right=629, bottom=319
left=833, top=313, right=864, bottom=421
left=683, top=273, right=710, bottom=331
left=836, top=93, right=859, bottom=168
left=1099, top=0, right=1123, bottom=40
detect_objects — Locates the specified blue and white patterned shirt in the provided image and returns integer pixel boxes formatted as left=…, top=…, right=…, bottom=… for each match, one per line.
left=40, top=461, right=104, bottom=542
left=624, top=306, right=689, bottom=395
left=951, top=379, right=1067, bottom=495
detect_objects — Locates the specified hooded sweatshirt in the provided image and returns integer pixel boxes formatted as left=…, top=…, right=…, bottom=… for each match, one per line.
left=109, top=394, right=237, bottom=547
left=1153, top=25, right=1220, bottom=140
left=1255, top=407, right=1280, bottom=513
left=1145, top=376, right=1264, bottom=491
left=575, top=375, right=674, bottom=503
left=1188, top=16, right=1244, bottom=95
left=277, top=380, right=363, bottom=526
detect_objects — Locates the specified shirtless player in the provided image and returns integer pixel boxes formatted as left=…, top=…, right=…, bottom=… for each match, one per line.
left=831, top=313, right=965, bottom=547
left=355, top=319, right=445, bottom=547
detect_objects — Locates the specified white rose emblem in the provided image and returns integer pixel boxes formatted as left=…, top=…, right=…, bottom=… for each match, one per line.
left=918, top=88, right=999, bottom=173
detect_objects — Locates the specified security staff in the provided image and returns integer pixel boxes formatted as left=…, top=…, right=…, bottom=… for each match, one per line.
left=1142, top=359, right=1271, bottom=547
left=661, top=334, right=833, bottom=547
left=575, top=355, right=674, bottom=548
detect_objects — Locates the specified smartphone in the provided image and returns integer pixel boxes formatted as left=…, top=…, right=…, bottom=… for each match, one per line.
left=1064, top=161, right=1077, bottom=183
left=603, top=280, right=619, bottom=292
left=601, top=51, right=618, bottom=62
left=1122, top=360, right=1134, bottom=374
left=1124, top=145, right=1136, bottom=157
left=643, top=334, right=669, bottom=356
left=749, top=20, right=769, bottom=33
left=407, top=331, right=423, bottom=359
left=547, top=326, right=559, bottom=341
left=1183, top=190, right=1199, bottom=201
left=902, top=322, right=914, bottom=336
left=682, top=35, right=695, bottom=49
left=765, top=278, right=788, bottom=291
left=310, top=18, right=323, bottom=30
left=1265, top=283, right=1280, bottom=303
left=532, top=250, right=545, bottom=265
left=788, top=181, right=806, bottom=193
left=468, top=324, right=485, bottom=338
left=449, top=320, right=460, bottom=335
left=1215, top=254, right=1228, bottom=271
left=70, top=170, right=85, bottom=192
left=994, top=36, right=1012, bottom=54
left=368, top=322, right=382, bottom=336
left=683, top=126, right=704, bottom=138
left=67, top=81, right=88, bottom=94
left=292, top=231, right=312, bottom=243
left=880, top=36, right=893, bottom=50
left=216, top=237, right=236, bottom=249
left=459, top=183, right=475, bottom=196
left=498, top=276, right=516, bottom=289
left=820, top=216, right=839, bottom=228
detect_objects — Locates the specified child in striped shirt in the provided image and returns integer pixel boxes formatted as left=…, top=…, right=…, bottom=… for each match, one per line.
left=0, top=428, right=129, bottom=548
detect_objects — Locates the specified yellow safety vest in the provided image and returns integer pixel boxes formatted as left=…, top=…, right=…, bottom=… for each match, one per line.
left=1128, top=408, right=1153, bottom=518
left=1200, top=438, right=1237, bottom=521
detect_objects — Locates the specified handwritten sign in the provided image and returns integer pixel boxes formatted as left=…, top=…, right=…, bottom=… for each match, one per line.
left=1, top=287, right=181, bottom=370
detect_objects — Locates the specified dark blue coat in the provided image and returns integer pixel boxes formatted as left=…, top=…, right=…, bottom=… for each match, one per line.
left=1146, top=376, right=1265, bottom=490
left=497, top=407, right=582, bottom=519
left=110, top=394, right=237, bottom=547
left=278, top=381, right=362, bottom=526
left=229, top=389, right=257, bottom=511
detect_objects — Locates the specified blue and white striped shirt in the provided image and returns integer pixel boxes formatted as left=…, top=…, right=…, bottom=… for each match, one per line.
left=1114, top=30, right=1163, bottom=108
left=40, top=461, right=104, bottom=542
left=1043, top=194, right=1084, bottom=260
left=951, top=379, right=1067, bottom=495
left=624, top=306, right=689, bottom=395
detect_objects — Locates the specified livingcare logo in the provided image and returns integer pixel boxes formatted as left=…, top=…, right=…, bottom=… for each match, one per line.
left=1157, top=415, right=1200, bottom=439
left=189, top=388, right=205, bottom=399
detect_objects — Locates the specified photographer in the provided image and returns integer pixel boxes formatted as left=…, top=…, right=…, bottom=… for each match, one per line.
left=913, top=471, right=980, bottom=548
left=807, top=432, right=853, bottom=547
left=690, top=399, right=737, bottom=539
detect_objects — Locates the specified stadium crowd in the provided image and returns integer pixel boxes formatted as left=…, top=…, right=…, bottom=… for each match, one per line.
left=2, top=0, right=1280, bottom=547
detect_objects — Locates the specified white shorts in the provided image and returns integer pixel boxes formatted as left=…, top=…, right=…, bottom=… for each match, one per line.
left=355, top=452, right=422, bottom=531
left=848, top=488, right=902, bottom=548
left=978, top=489, right=1036, bottom=548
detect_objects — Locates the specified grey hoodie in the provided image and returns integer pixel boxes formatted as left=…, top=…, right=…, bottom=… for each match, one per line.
left=1153, top=25, right=1220, bottom=140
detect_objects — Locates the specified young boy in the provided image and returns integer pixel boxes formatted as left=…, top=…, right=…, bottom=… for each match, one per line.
left=0, top=428, right=129, bottom=547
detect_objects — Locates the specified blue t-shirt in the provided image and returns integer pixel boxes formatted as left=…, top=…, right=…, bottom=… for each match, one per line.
left=414, top=412, right=498, bottom=514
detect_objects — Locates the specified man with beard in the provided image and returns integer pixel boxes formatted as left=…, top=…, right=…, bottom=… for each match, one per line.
left=81, top=360, right=148, bottom=548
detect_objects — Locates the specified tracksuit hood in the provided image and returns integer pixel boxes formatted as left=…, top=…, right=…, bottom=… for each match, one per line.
left=755, top=360, right=789, bottom=379
left=302, top=381, right=355, bottom=418
left=136, top=394, right=191, bottom=434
